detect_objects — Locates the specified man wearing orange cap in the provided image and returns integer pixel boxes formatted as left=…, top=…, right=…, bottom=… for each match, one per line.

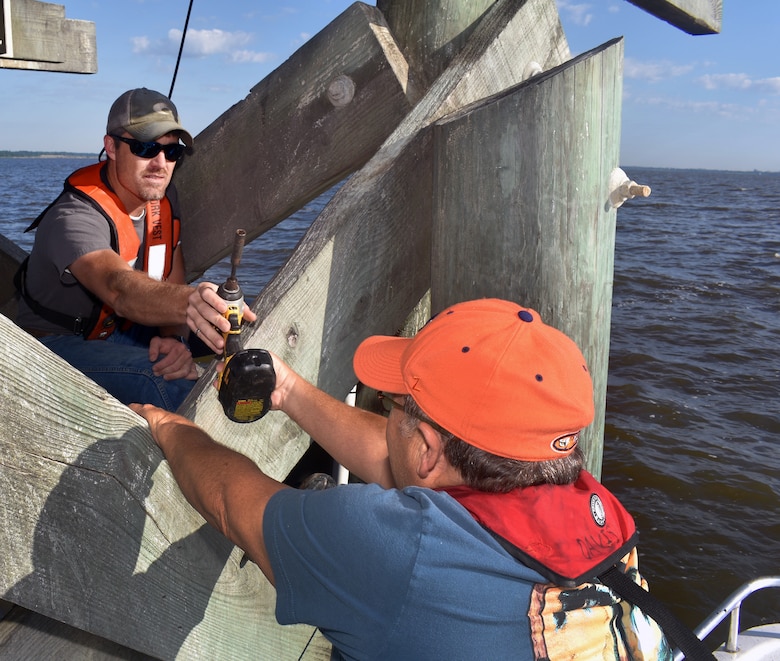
left=132, top=299, right=672, bottom=659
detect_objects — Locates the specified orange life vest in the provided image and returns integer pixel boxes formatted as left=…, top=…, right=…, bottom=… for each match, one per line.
left=16, top=162, right=181, bottom=339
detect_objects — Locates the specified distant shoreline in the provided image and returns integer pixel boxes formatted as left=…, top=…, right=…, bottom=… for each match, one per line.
left=0, top=152, right=776, bottom=173
left=0, top=152, right=94, bottom=159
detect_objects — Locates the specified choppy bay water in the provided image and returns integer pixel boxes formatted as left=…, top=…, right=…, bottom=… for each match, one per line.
left=2, top=158, right=778, bottom=640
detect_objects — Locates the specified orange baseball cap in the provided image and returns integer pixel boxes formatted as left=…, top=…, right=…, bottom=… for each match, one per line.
left=353, top=299, right=594, bottom=461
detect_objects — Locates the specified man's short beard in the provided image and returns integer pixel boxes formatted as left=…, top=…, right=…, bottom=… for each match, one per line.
left=138, top=184, right=167, bottom=202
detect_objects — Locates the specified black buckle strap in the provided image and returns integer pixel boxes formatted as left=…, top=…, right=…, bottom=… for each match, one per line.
left=14, top=257, right=94, bottom=337
left=599, top=565, right=716, bottom=661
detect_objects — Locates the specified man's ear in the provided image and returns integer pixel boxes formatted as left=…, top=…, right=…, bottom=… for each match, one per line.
left=415, top=422, right=447, bottom=479
left=103, top=134, right=117, bottom=160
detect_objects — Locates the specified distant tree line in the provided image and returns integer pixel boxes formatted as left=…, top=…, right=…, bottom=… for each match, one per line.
left=0, top=151, right=94, bottom=158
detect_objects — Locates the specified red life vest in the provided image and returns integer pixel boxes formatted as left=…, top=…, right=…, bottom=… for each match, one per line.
left=441, top=470, right=638, bottom=587
left=26, top=162, right=181, bottom=340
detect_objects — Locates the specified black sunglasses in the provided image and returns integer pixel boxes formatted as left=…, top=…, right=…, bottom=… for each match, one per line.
left=377, top=392, right=449, bottom=436
left=378, top=392, right=405, bottom=415
left=110, top=134, right=186, bottom=162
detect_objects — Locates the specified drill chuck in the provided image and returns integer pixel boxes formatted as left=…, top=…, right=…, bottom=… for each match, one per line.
left=215, top=229, right=276, bottom=422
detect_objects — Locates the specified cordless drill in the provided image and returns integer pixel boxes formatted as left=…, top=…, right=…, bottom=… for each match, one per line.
left=216, top=229, right=276, bottom=423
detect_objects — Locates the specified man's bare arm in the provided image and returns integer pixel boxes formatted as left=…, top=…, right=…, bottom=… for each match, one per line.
left=69, top=249, right=192, bottom=327
left=270, top=354, right=394, bottom=487
left=130, top=404, right=285, bottom=584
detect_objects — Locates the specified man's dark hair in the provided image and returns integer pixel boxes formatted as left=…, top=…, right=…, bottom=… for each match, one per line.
left=402, top=396, right=583, bottom=492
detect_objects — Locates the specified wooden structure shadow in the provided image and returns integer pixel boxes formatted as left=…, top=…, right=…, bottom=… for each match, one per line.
left=0, top=0, right=721, bottom=658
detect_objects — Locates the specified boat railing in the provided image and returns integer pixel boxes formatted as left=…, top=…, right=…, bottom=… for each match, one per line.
left=673, top=576, right=780, bottom=660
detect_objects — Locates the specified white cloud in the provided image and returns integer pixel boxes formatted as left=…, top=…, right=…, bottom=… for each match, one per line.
left=634, top=96, right=760, bottom=121
left=132, top=28, right=272, bottom=63
left=230, top=50, right=274, bottom=64
left=174, top=28, right=248, bottom=56
left=131, top=36, right=151, bottom=54
left=556, top=0, right=593, bottom=27
left=698, top=73, right=780, bottom=94
left=761, top=78, right=780, bottom=94
left=624, top=57, right=694, bottom=83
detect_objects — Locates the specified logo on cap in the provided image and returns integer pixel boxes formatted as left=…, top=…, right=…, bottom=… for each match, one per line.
left=551, top=432, right=579, bottom=453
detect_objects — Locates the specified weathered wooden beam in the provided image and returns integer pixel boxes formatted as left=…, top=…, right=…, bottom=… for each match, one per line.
left=175, top=2, right=414, bottom=282
left=0, top=0, right=97, bottom=73
left=0, top=604, right=156, bottom=660
left=0, top=313, right=331, bottom=658
left=624, top=0, right=722, bottom=35
left=431, top=38, right=625, bottom=479
left=0, top=232, right=25, bottom=320
left=376, top=0, right=497, bottom=90
left=180, top=0, right=572, bottom=457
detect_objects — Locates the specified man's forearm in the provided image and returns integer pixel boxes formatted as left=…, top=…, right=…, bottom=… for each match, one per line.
left=281, top=374, right=394, bottom=487
left=145, top=410, right=285, bottom=581
left=108, top=269, right=194, bottom=326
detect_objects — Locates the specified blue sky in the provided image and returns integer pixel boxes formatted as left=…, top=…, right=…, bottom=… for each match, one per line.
left=1, top=0, right=778, bottom=171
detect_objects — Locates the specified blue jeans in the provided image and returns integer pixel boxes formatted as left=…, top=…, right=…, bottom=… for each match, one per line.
left=40, top=325, right=196, bottom=411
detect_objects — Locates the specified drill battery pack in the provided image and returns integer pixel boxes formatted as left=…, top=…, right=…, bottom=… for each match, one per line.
left=218, top=349, right=276, bottom=423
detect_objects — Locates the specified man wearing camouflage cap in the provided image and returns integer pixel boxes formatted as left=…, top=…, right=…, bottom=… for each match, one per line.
left=16, top=88, right=249, bottom=410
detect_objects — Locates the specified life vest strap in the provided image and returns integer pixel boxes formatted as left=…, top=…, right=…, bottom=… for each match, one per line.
left=598, top=565, right=715, bottom=661
left=14, top=256, right=99, bottom=336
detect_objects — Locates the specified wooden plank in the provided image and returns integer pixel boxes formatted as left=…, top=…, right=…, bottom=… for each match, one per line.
left=0, top=0, right=7, bottom=55
left=0, top=0, right=97, bottom=73
left=377, top=0, right=499, bottom=89
left=0, top=232, right=25, bottom=320
left=180, top=0, right=572, bottom=454
left=431, top=38, right=625, bottom=479
left=0, top=605, right=156, bottom=660
left=624, top=0, right=722, bottom=35
left=0, top=313, right=331, bottom=659
left=174, top=2, right=414, bottom=282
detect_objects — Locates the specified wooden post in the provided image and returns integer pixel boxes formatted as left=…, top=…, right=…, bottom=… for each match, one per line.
left=431, top=38, right=625, bottom=478
left=174, top=3, right=415, bottom=282
left=0, top=233, right=25, bottom=320
left=0, top=0, right=96, bottom=73
left=624, top=0, right=722, bottom=35
left=376, top=0, right=499, bottom=90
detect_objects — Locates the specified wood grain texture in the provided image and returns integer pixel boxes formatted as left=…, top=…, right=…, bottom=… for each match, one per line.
left=377, top=0, right=498, bottom=90
left=0, top=0, right=96, bottom=73
left=624, top=0, right=722, bottom=35
left=0, top=233, right=25, bottom=320
left=0, top=314, right=330, bottom=659
left=0, top=604, right=157, bottom=660
left=174, top=2, right=414, bottom=282
left=431, top=38, right=625, bottom=478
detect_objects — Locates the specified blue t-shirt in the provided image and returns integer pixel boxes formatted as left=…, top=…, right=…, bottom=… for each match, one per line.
left=264, top=483, right=670, bottom=661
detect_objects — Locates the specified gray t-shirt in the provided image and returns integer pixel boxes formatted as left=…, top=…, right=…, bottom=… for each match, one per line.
left=17, top=181, right=164, bottom=334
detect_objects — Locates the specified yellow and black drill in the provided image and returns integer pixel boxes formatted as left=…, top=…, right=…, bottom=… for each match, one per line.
left=216, top=229, right=276, bottom=423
